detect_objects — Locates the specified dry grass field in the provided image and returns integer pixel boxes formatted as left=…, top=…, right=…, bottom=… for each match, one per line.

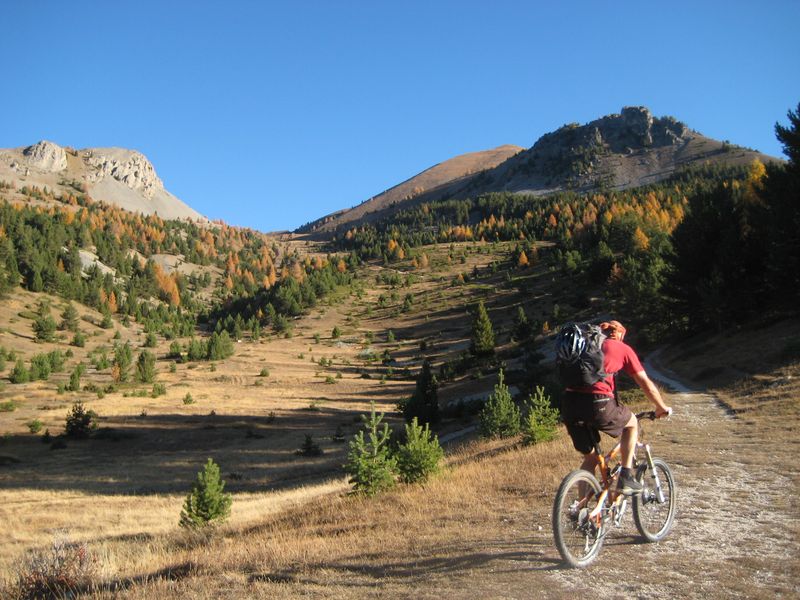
left=0, top=239, right=561, bottom=583
left=2, top=235, right=797, bottom=598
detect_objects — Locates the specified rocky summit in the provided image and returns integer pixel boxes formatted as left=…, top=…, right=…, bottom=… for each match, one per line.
left=0, top=141, right=204, bottom=221
left=302, top=106, right=776, bottom=234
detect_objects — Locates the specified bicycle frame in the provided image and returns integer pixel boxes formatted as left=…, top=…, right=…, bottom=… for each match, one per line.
left=584, top=415, right=667, bottom=525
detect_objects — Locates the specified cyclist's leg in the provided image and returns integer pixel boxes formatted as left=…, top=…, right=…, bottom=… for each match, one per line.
left=580, top=450, right=599, bottom=474
left=619, top=412, right=638, bottom=469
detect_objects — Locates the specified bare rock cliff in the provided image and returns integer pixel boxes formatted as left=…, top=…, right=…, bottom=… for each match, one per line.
left=84, top=148, right=164, bottom=199
left=23, top=140, right=68, bottom=172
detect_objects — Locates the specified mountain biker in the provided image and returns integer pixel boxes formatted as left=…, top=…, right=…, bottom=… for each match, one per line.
left=560, top=320, right=672, bottom=495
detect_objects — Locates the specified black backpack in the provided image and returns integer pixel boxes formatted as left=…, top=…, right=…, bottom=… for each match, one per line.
left=555, top=322, right=608, bottom=388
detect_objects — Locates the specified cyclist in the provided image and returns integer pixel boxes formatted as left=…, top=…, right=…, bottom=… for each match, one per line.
left=561, top=320, right=672, bottom=495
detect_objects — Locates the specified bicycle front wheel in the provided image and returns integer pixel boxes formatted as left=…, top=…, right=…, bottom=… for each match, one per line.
left=633, top=458, right=676, bottom=542
left=552, top=469, right=605, bottom=568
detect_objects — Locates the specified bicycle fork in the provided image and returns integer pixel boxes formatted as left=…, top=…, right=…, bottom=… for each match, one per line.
left=641, top=443, right=666, bottom=504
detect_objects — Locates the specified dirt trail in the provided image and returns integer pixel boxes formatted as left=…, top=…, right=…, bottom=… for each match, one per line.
left=441, top=360, right=800, bottom=599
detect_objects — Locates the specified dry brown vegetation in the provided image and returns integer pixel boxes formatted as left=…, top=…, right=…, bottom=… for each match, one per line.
left=2, top=234, right=798, bottom=598
left=0, top=239, right=555, bottom=583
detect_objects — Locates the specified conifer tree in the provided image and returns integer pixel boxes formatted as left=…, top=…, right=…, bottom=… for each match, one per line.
left=470, top=300, right=495, bottom=357
left=33, top=301, right=56, bottom=343
left=402, top=359, right=439, bottom=425
left=521, top=386, right=560, bottom=445
left=479, top=370, right=520, bottom=439
left=345, top=402, right=398, bottom=496
left=59, top=302, right=79, bottom=332
left=179, top=458, right=232, bottom=528
left=135, top=350, right=156, bottom=383
left=513, top=305, right=532, bottom=341
left=395, top=417, right=444, bottom=484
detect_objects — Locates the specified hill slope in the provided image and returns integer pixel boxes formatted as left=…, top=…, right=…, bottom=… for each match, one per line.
left=302, top=106, right=778, bottom=233
left=0, top=140, right=204, bottom=222
left=301, top=145, right=523, bottom=232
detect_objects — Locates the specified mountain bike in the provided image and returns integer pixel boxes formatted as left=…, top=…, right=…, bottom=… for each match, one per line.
left=552, top=411, right=676, bottom=568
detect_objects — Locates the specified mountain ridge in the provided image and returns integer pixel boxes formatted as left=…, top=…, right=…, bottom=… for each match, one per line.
left=0, top=140, right=205, bottom=222
left=301, top=106, right=778, bottom=234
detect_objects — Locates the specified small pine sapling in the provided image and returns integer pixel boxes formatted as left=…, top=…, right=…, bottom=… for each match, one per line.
left=179, top=458, right=232, bottom=529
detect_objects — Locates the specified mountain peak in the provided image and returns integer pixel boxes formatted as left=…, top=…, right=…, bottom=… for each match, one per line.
left=83, top=147, right=164, bottom=200
left=0, top=142, right=203, bottom=222
left=23, top=140, right=68, bottom=172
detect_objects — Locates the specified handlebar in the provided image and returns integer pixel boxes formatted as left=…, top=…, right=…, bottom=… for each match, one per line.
left=636, top=408, right=672, bottom=421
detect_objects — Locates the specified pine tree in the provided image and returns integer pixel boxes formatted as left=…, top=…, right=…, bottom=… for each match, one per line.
left=33, top=301, right=56, bottom=343
left=521, top=386, right=560, bottom=445
left=179, top=458, right=232, bottom=528
left=64, top=401, right=98, bottom=438
left=479, top=370, right=520, bottom=439
left=402, top=359, right=439, bottom=425
left=135, top=350, right=156, bottom=383
left=470, top=300, right=495, bottom=357
left=112, top=342, right=133, bottom=382
left=9, top=359, right=30, bottom=384
left=206, top=330, right=234, bottom=360
left=345, top=402, right=398, bottom=496
left=513, top=305, right=532, bottom=341
left=59, top=303, right=79, bottom=332
left=395, top=418, right=444, bottom=484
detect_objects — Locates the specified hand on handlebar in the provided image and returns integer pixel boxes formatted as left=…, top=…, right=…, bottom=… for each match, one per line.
left=656, top=406, right=673, bottom=419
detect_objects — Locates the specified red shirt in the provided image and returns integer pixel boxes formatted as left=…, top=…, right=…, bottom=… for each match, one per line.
left=570, top=338, right=644, bottom=397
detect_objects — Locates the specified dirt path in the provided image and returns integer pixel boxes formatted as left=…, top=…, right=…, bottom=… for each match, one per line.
left=437, top=361, right=800, bottom=599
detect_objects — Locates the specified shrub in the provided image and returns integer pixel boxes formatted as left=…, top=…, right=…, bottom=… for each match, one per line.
left=151, top=382, right=167, bottom=397
left=29, top=354, right=52, bottom=381
left=144, top=332, right=158, bottom=348
left=187, top=338, right=206, bottom=361
left=9, top=359, right=30, bottom=384
left=297, top=434, right=324, bottom=457
left=10, top=534, right=96, bottom=599
left=71, top=331, right=86, bottom=347
left=64, top=402, right=98, bottom=438
left=67, top=365, right=84, bottom=392
left=0, top=400, right=16, bottom=412
left=345, top=403, right=398, bottom=496
left=168, top=340, right=183, bottom=359
left=179, top=458, right=232, bottom=529
left=395, top=417, right=444, bottom=484
left=332, top=326, right=341, bottom=339
left=479, top=370, right=520, bottom=439
left=27, top=419, right=44, bottom=434
left=258, top=367, right=270, bottom=377
left=183, top=393, right=194, bottom=405
left=521, top=386, right=560, bottom=445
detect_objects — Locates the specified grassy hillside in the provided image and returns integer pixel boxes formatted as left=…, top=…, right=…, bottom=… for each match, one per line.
left=1, top=104, right=798, bottom=598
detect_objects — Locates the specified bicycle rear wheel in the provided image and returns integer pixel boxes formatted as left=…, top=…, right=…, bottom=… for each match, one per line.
left=552, top=469, right=605, bottom=568
left=633, top=458, right=676, bottom=542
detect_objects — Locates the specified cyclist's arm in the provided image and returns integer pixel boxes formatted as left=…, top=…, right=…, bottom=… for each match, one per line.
left=631, top=370, right=671, bottom=417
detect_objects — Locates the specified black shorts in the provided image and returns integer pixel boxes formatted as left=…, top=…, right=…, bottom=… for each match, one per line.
left=561, top=391, right=633, bottom=454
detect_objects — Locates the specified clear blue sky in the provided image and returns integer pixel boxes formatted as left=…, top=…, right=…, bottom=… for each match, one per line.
left=3, top=1, right=798, bottom=232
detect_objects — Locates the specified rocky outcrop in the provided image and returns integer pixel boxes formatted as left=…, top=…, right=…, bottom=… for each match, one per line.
left=23, top=140, right=68, bottom=172
left=0, top=141, right=205, bottom=221
left=84, top=148, right=164, bottom=199
left=302, top=106, right=776, bottom=234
